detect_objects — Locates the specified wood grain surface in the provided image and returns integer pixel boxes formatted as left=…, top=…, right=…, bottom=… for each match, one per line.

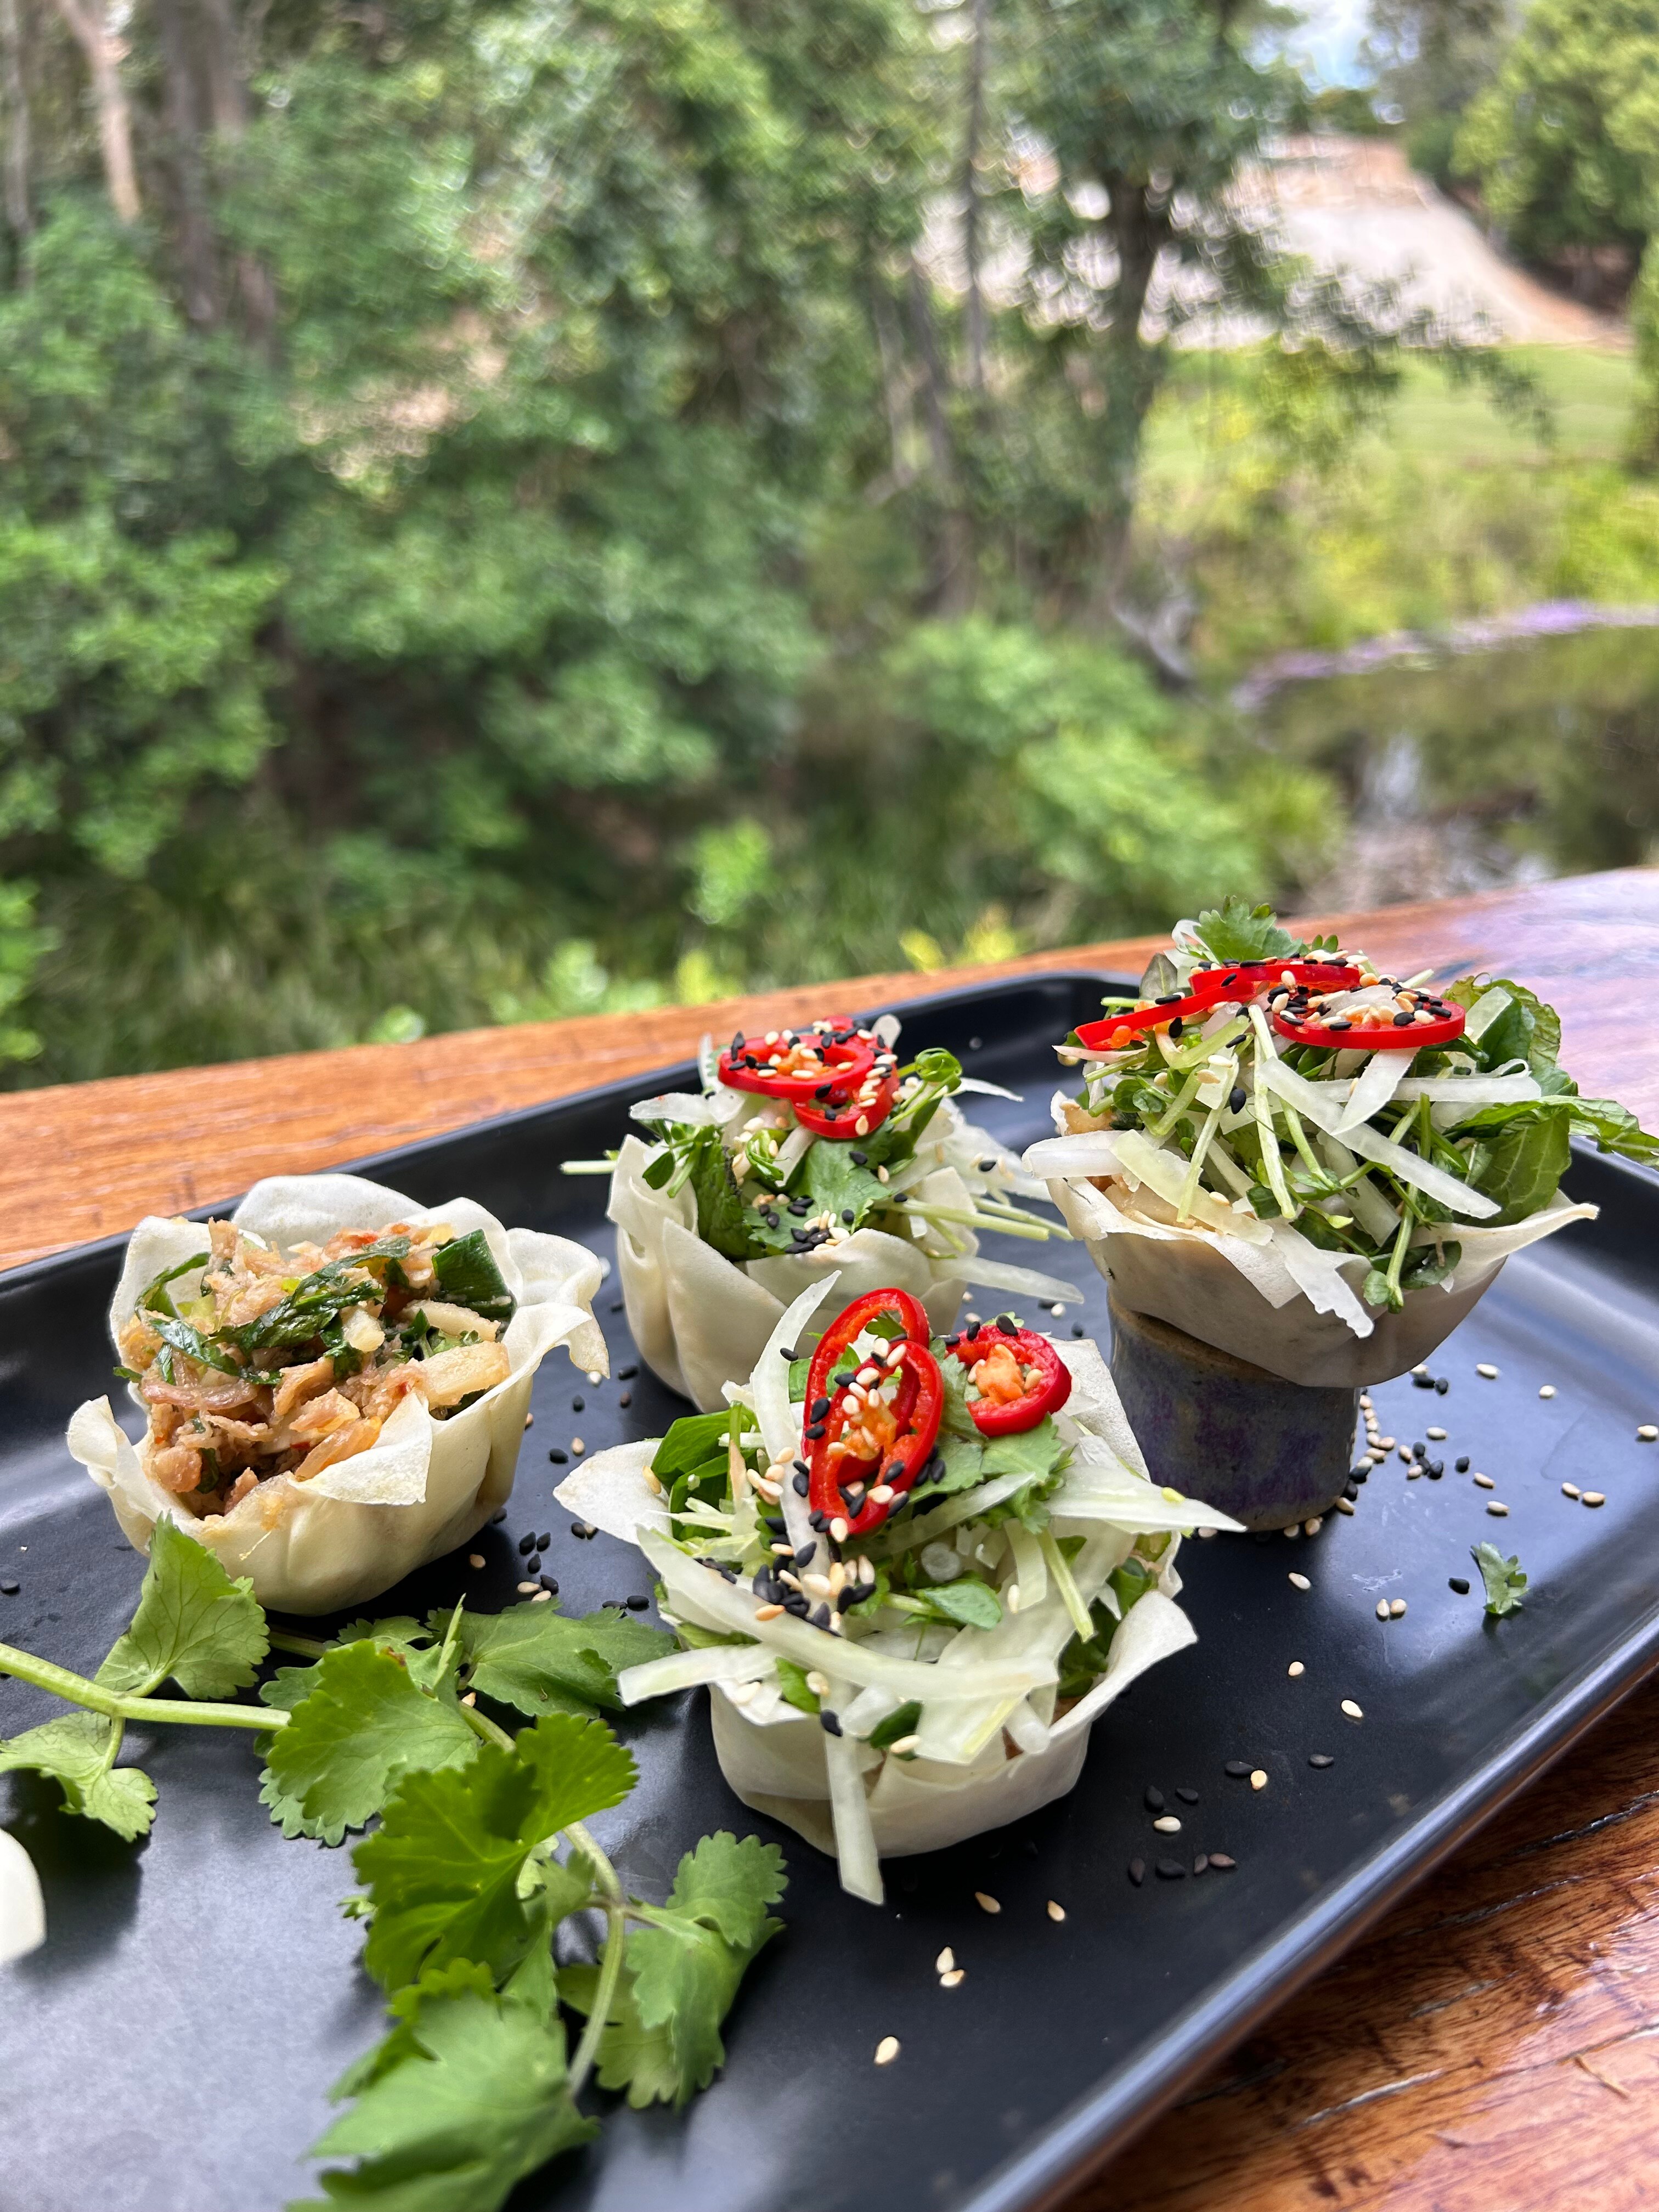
left=6, top=865, right=1659, bottom=2211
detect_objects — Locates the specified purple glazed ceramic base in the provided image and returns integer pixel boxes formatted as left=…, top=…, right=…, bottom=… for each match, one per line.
left=1108, top=1293, right=1357, bottom=1530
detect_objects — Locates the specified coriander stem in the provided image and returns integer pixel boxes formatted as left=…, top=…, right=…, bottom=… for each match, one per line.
left=565, top=1818, right=627, bottom=2100
left=459, top=1699, right=515, bottom=1754
left=0, top=1640, right=287, bottom=1730
left=267, top=1630, right=331, bottom=1659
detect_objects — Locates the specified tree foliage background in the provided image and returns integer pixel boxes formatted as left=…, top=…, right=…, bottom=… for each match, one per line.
left=0, top=0, right=1458, bottom=1080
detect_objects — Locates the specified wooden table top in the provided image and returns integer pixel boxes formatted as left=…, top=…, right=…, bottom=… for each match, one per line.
left=7, top=865, right=1659, bottom=2209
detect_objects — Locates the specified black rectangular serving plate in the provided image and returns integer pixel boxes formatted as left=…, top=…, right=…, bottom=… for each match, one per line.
left=4, top=973, right=1659, bottom=2212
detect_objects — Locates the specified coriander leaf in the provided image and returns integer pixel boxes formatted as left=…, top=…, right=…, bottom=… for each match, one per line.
left=932, top=1431, right=988, bottom=1493
left=261, top=1643, right=477, bottom=1846
left=434, top=1600, right=673, bottom=1719
left=578, top=1833, right=786, bottom=2108
left=1192, top=896, right=1300, bottom=965
left=1472, top=1542, right=1527, bottom=1617
left=0, top=1713, right=156, bottom=1841
left=936, top=1355, right=982, bottom=1442
left=979, top=1418, right=1070, bottom=1483
left=772, top=1657, right=820, bottom=1714
left=682, top=1126, right=772, bottom=1261
left=795, top=1138, right=885, bottom=1229
left=330, top=1960, right=502, bottom=2102
left=650, top=1407, right=755, bottom=1483
left=96, top=1514, right=268, bottom=1701
left=298, top=1982, right=593, bottom=2212
left=356, top=1714, right=635, bottom=1993
left=431, top=1229, right=516, bottom=1325
left=914, top=1577, right=1002, bottom=1630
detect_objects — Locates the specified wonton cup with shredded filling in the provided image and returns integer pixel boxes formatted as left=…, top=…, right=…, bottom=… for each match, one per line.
left=67, top=1173, right=607, bottom=1615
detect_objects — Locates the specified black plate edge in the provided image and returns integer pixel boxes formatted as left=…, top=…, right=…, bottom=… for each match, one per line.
left=0, top=967, right=1137, bottom=1296
left=970, top=1525, right=1659, bottom=2208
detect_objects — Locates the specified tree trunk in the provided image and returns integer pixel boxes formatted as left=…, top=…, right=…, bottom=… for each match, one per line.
left=49, top=0, right=138, bottom=222
left=907, top=256, right=976, bottom=614
left=1087, top=174, right=1171, bottom=622
left=962, top=0, right=989, bottom=396
left=0, top=0, right=31, bottom=246
left=154, top=0, right=218, bottom=323
left=194, top=0, right=278, bottom=349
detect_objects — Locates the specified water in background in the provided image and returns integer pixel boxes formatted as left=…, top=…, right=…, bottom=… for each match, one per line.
left=1255, top=627, right=1659, bottom=907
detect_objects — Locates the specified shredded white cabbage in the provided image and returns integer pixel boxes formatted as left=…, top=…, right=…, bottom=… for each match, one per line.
left=1256, top=1054, right=1499, bottom=1218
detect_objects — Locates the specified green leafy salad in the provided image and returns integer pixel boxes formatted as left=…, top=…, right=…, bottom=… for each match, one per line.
left=556, top=1277, right=1238, bottom=1905
left=0, top=1521, right=787, bottom=2208
left=1025, top=898, right=1657, bottom=1334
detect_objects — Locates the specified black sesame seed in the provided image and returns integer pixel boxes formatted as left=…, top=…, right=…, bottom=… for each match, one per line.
left=1224, top=1760, right=1251, bottom=1778
left=1392, top=1010, right=1414, bottom=1028
left=1168, top=1017, right=1184, bottom=1040
left=763, top=1515, right=786, bottom=1533
left=1456, top=1455, right=1470, bottom=1472
left=1350, top=1465, right=1369, bottom=1483
left=996, top=1314, right=1017, bottom=1335
left=617, top=1364, right=638, bottom=1380
left=794, top=1542, right=817, bottom=1567
left=0, top=1579, right=16, bottom=1595
left=837, top=1587, right=859, bottom=1612
left=792, top=1470, right=810, bottom=1496
left=571, top=1395, right=585, bottom=1412
left=1413, top=1374, right=1436, bottom=1390
left=1308, top=1753, right=1335, bottom=1769
left=1128, top=1858, right=1146, bottom=1887
left=1344, top=1481, right=1359, bottom=1502
left=526, top=1552, right=541, bottom=1575
left=805, top=1423, right=826, bottom=1442
left=541, top=1575, right=559, bottom=1595
left=608, top=1299, right=624, bottom=1314
left=1435, top=1376, right=1449, bottom=1395
left=619, top=1392, right=631, bottom=1408
left=1144, top=1786, right=1165, bottom=1811
left=1155, top=1858, right=1185, bottom=1880
left=626, top=1594, right=648, bottom=1611
left=1427, top=1460, right=1443, bottom=1479
left=783, top=1594, right=809, bottom=1617
left=518, top=1531, right=537, bottom=1555
left=1229, top=1085, right=1246, bottom=1113
left=966, top=1322, right=981, bottom=1341
left=547, top=1448, right=568, bottom=1465
left=538, top=1531, right=551, bottom=1549
left=1449, top=1575, right=1471, bottom=1595
left=1176, top=1787, right=1199, bottom=1805
left=809, top=1509, right=829, bottom=1531
left=850, top=1150, right=868, bottom=1166
left=811, top=1397, right=831, bottom=1421
left=1071, top=1324, right=1085, bottom=1338
left=809, top=1604, right=832, bottom=1629
left=840, top=1209, right=855, bottom=1224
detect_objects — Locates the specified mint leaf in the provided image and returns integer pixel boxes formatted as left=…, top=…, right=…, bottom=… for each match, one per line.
left=1192, top=897, right=1300, bottom=965
left=1472, top=1542, right=1527, bottom=1617
left=573, top=1833, right=786, bottom=2108
left=96, top=1515, right=268, bottom=1700
left=298, top=1980, right=593, bottom=2212
left=435, top=1600, right=673, bottom=1719
left=356, top=1714, right=635, bottom=1993
left=867, top=1700, right=922, bottom=1750
left=916, top=1577, right=1002, bottom=1630
left=261, top=1642, right=477, bottom=1845
left=0, top=1713, right=156, bottom=1841
left=773, top=1657, right=820, bottom=1714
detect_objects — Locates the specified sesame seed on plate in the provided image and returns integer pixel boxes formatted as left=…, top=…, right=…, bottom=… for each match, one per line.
left=1477, top=1363, right=1499, bottom=1379
left=1250, top=1768, right=1268, bottom=1791
left=874, top=2036, right=900, bottom=2066
left=1378, top=1435, right=1396, bottom=1451
left=1128, top=1858, right=1146, bottom=1886
left=1289, top=1571, right=1310, bottom=1590
left=1583, top=1491, right=1606, bottom=1508
left=1224, top=1759, right=1251, bottom=1777
left=1390, top=1598, right=1407, bottom=1617
left=1335, top=1498, right=1356, bottom=1514
left=571, top=1438, right=585, bottom=1454
left=531, top=1588, right=552, bottom=1602
left=523, top=1413, right=534, bottom=1430
left=1288, top=1660, right=1305, bottom=1677
left=935, top=1946, right=955, bottom=1974
left=1047, top=1900, right=1066, bottom=1922
left=1640, top=1426, right=1658, bottom=1442
left=1375, top=1600, right=1390, bottom=1620
left=1474, top=1472, right=1494, bottom=1488
left=1209, top=1852, right=1237, bottom=1870
left=1427, top=1426, right=1447, bottom=1441
left=516, top=1579, right=539, bottom=1595
left=1340, top=1699, right=1364, bottom=1723
left=1308, top=1753, right=1335, bottom=1768
left=940, top=1969, right=966, bottom=1988
left=468, top=1553, right=485, bottom=1569
left=1304, top=1516, right=1323, bottom=1536
left=1486, top=1501, right=1510, bottom=1517
left=1153, top=1815, right=1182, bottom=1833
left=1539, top=1385, right=1557, bottom=1400
left=975, top=1891, right=1002, bottom=1915
left=1562, top=1483, right=1581, bottom=1499
left=1398, top=1446, right=1412, bottom=1463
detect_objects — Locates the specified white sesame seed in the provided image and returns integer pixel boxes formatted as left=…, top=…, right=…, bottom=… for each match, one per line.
left=1378, top=1436, right=1396, bottom=1451
left=1289, top=1571, right=1311, bottom=1590
left=1407, top=1464, right=1423, bottom=1480
left=571, top=1437, right=585, bottom=1454
left=1426, top=1426, right=1447, bottom=1441
left=1398, top=1446, right=1412, bottom=1463
left=644, top=1471, right=663, bottom=1495
left=461, top=1690, right=477, bottom=1707
left=940, top=1968, right=966, bottom=1988
left=1250, top=1768, right=1268, bottom=1790
left=1390, top=1598, right=1407, bottom=1618
left=531, top=1588, right=552, bottom=1602
left=1050, top=1304, right=1065, bottom=1316
left=1562, top=1482, right=1581, bottom=1498
left=831, top=1517, right=849, bottom=1542
left=887, top=1734, right=920, bottom=1755
left=523, top=1413, right=534, bottom=1429
left=1047, top=1899, right=1066, bottom=1922
left=587, top=1370, right=603, bottom=1385
left=1539, top=1385, right=1556, bottom=1400
left=874, top=2036, right=900, bottom=2066
left=1335, top=1497, right=1355, bottom=1515
left=1486, top=1501, right=1509, bottom=1517
left=1007, top=1583, right=1022, bottom=1614
left=1284, top=1523, right=1300, bottom=1540
left=1640, top=1426, right=1658, bottom=1442
left=935, top=1946, right=955, bottom=1974
left=1341, top=1699, right=1364, bottom=1720
left=1474, top=1472, right=1494, bottom=1488
left=1153, top=1815, right=1182, bottom=1833
left=517, top=1579, right=539, bottom=1595
left=1583, top=1491, right=1606, bottom=1508
left=1288, top=1661, right=1305, bottom=1677
left=1376, top=1600, right=1390, bottom=1620
left=975, top=1891, right=1001, bottom=1914
left=1477, top=1363, right=1499, bottom=1379
left=756, top=1602, right=784, bottom=1620
left=1304, top=1516, right=1323, bottom=1536
left=727, top=1679, right=759, bottom=1705
left=805, top=1670, right=830, bottom=1697
left=468, top=1553, right=485, bottom=1569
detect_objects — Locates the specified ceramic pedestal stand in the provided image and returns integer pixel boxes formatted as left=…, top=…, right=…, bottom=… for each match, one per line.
left=1107, top=1294, right=1357, bottom=1530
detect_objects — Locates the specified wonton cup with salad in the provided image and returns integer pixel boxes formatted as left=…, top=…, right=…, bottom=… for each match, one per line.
left=574, top=1012, right=1078, bottom=1413
left=1024, top=899, right=1659, bottom=1388
left=67, top=1173, right=607, bottom=1615
left=556, top=1275, right=1236, bottom=1905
